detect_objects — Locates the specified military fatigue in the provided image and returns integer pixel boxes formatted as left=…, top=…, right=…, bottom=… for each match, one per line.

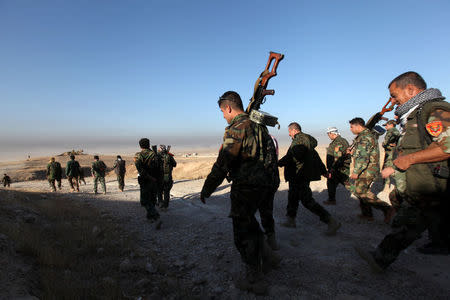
left=201, top=113, right=277, bottom=268
left=372, top=98, right=450, bottom=268
left=92, top=160, right=107, bottom=193
left=326, top=135, right=351, bottom=202
left=135, top=149, right=160, bottom=221
left=66, top=159, right=80, bottom=191
left=350, top=128, right=391, bottom=217
left=382, top=127, right=400, bottom=169
left=278, top=132, right=331, bottom=223
left=113, top=159, right=126, bottom=191
left=78, top=168, right=86, bottom=185
left=2, top=175, right=11, bottom=187
left=159, top=152, right=177, bottom=208
left=47, top=161, right=62, bottom=191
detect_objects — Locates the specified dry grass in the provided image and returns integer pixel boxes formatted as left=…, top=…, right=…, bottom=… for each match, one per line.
left=0, top=190, right=188, bottom=299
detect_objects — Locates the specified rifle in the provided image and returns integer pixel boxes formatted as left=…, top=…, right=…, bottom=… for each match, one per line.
left=246, top=52, right=284, bottom=128
left=332, top=98, right=395, bottom=174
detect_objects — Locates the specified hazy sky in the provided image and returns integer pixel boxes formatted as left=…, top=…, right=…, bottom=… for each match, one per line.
left=1, top=0, right=450, bottom=159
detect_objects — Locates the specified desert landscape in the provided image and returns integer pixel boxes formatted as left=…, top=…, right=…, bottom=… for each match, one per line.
left=1, top=146, right=449, bottom=299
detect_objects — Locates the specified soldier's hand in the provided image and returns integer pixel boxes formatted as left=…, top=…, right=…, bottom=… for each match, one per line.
left=350, top=173, right=358, bottom=180
left=381, top=167, right=395, bottom=178
left=393, top=155, right=412, bottom=171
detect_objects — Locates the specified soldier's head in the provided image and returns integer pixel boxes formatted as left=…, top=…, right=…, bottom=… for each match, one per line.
left=218, top=91, right=244, bottom=124
left=288, top=122, right=302, bottom=138
left=94, top=155, right=99, bottom=160
left=70, top=154, right=75, bottom=160
left=117, top=155, right=122, bottom=160
left=383, top=120, right=396, bottom=130
left=388, top=71, right=426, bottom=106
left=159, top=145, right=166, bottom=152
left=326, top=127, right=339, bottom=140
left=50, top=157, right=55, bottom=162
left=139, top=138, right=150, bottom=149
left=349, top=117, right=366, bottom=135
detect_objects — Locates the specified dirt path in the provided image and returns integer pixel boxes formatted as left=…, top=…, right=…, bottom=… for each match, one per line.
left=4, top=177, right=450, bottom=299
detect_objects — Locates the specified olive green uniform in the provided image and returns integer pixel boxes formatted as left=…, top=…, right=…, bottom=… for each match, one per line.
left=326, top=135, right=351, bottom=202
left=92, top=160, right=107, bottom=193
left=113, top=159, right=126, bottom=191
left=2, top=175, right=11, bottom=187
left=47, top=161, right=62, bottom=191
left=201, top=113, right=278, bottom=268
left=135, top=149, right=160, bottom=221
left=278, top=132, right=330, bottom=223
left=372, top=98, right=450, bottom=268
left=159, top=152, right=177, bottom=208
left=66, top=159, right=80, bottom=191
left=350, top=128, right=392, bottom=217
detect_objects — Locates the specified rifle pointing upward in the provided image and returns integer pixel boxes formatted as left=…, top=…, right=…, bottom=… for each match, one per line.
left=246, top=52, right=284, bottom=127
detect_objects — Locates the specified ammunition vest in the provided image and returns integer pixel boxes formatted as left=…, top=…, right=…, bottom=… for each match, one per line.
left=398, top=100, right=449, bottom=201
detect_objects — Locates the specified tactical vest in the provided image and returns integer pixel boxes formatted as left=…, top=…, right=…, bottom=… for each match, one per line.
left=398, top=100, right=449, bottom=200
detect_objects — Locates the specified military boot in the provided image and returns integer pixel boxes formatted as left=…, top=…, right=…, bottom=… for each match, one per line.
left=325, top=217, right=341, bottom=236
left=235, top=265, right=267, bottom=295
left=262, top=240, right=282, bottom=273
left=266, top=232, right=279, bottom=251
left=281, top=217, right=296, bottom=228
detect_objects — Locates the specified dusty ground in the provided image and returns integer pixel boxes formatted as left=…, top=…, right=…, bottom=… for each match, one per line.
left=1, top=148, right=449, bottom=299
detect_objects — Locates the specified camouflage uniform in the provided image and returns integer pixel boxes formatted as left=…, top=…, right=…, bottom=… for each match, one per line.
left=92, top=160, right=107, bottom=194
left=47, top=161, right=62, bottom=191
left=2, top=175, right=11, bottom=187
left=382, top=127, right=401, bottom=169
left=66, top=159, right=80, bottom=191
left=278, top=132, right=331, bottom=223
left=326, top=135, right=351, bottom=202
left=372, top=98, right=450, bottom=268
left=350, top=128, right=392, bottom=217
left=113, top=159, right=126, bottom=191
left=135, top=149, right=160, bottom=221
left=201, top=113, right=278, bottom=269
left=159, top=151, right=177, bottom=209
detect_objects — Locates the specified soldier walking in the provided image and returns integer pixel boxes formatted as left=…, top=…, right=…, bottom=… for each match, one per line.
left=201, top=92, right=281, bottom=294
left=2, top=174, right=11, bottom=187
left=66, top=154, right=80, bottom=192
left=324, top=127, right=351, bottom=205
left=135, top=138, right=161, bottom=226
left=47, top=157, right=62, bottom=192
left=348, top=117, right=394, bottom=223
left=91, top=155, right=107, bottom=194
left=381, top=120, right=401, bottom=188
left=113, top=155, right=126, bottom=192
left=356, top=72, right=450, bottom=271
left=158, top=145, right=177, bottom=210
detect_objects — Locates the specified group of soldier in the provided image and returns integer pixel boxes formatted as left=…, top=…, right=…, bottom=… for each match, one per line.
left=192, top=71, right=449, bottom=293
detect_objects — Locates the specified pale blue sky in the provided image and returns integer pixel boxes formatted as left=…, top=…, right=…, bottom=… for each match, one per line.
left=1, top=0, right=449, bottom=159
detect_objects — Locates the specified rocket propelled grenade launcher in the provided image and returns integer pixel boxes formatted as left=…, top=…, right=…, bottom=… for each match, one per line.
left=246, top=52, right=284, bottom=128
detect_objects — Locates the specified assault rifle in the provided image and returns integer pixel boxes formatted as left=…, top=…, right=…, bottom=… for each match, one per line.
left=246, top=52, right=284, bottom=128
left=331, top=98, right=395, bottom=174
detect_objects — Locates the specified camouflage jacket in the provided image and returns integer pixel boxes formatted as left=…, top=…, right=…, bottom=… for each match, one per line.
left=66, top=160, right=80, bottom=177
left=160, top=152, right=177, bottom=182
left=326, top=135, right=350, bottom=175
left=113, top=159, right=126, bottom=175
left=278, top=132, right=324, bottom=181
left=2, top=175, right=11, bottom=184
left=47, top=161, right=62, bottom=180
left=352, top=128, right=380, bottom=179
left=201, top=113, right=278, bottom=198
left=382, top=127, right=400, bottom=152
left=135, top=149, right=159, bottom=182
left=92, top=160, right=107, bottom=177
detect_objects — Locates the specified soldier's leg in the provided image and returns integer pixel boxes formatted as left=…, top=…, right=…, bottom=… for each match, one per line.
left=140, top=182, right=160, bottom=220
left=68, top=177, right=75, bottom=190
left=373, top=202, right=433, bottom=268
left=49, top=179, right=56, bottom=192
left=100, top=176, right=106, bottom=193
left=162, top=181, right=173, bottom=208
left=93, top=176, right=98, bottom=193
left=74, top=176, right=79, bottom=191
left=326, top=177, right=338, bottom=203
left=298, top=180, right=331, bottom=224
left=259, top=188, right=275, bottom=236
left=119, top=174, right=125, bottom=191
left=286, top=182, right=301, bottom=218
left=353, top=178, right=374, bottom=217
left=57, top=179, right=62, bottom=190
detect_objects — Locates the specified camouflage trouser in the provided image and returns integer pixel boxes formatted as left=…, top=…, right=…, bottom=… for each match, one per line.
left=389, top=189, right=404, bottom=210
left=139, top=179, right=160, bottom=221
left=350, top=177, right=391, bottom=217
left=374, top=201, right=446, bottom=268
left=68, top=176, right=79, bottom=191
left=48, top=179, right=56, bottom=191
left=287, top=181, right=331, bottom=224
left=258, top=187, right=277, bottom=236
left=230, top=186, right=268, bottom=268
left=3, top=182, right=10, bottom=187
left=160, top=180, right=173, bottom=208
left=78, top=177, right=86, bottom=185
left=117, top=174, right=125, bottom=191
left=326, top=171, right=350, bottom=202
left=94, top=175, right=106, bottom=193
left=382, top=151, right=395, bottom=187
